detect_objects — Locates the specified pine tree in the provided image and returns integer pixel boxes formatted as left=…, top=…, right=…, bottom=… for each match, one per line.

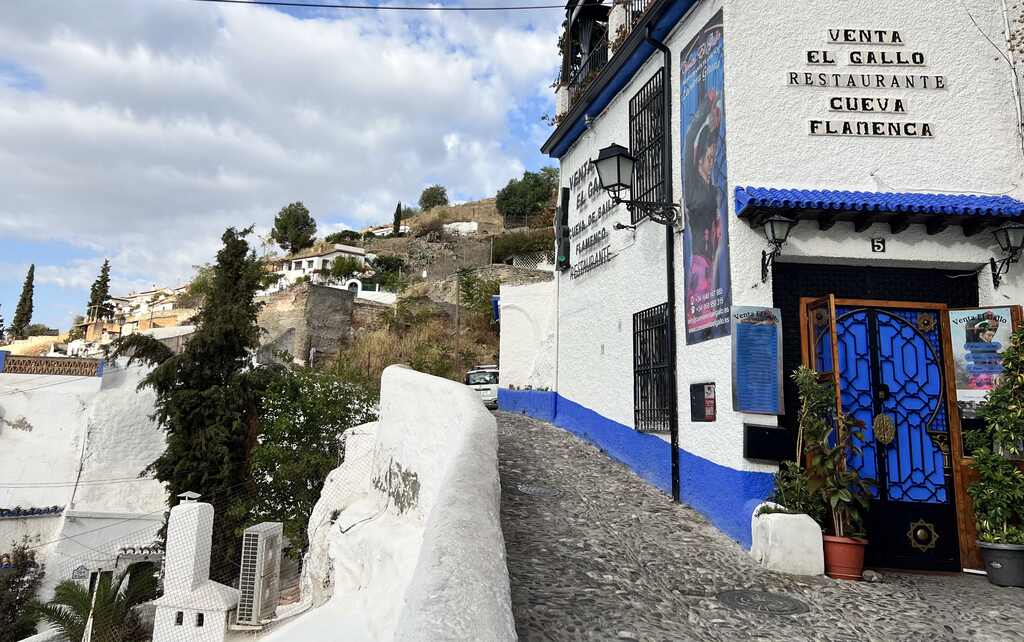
left=87, top=259, right=113, bottom=321
left=10, top=264, right=34, bottom=339
left=392, top=201, right=402, bottom=237
left=270, top=202, right=317, bottom=254
left=113, top=228, right=269, bottom=583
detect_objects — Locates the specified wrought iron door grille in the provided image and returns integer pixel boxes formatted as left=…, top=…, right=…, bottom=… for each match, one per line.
left=634, top=302, right=671, bottom=433
left=628, top=68, right=665, bottom=224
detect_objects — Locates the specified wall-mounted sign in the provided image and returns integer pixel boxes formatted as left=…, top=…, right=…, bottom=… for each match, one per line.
left=565, top=159, right=616, bottom=280
left=690, top=382, right=716, bottom=422
left=681, top=9, right=731, bottom=345
left=731, top=306, right=784, bottom=415
left=787, top=29, right=944, bottom=139
left=871, top=238, right=886, bottom=253
left=948, top=307, right=1021, bottom=418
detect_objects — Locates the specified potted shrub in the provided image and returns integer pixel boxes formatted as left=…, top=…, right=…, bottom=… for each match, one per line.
left=794, top=366, right=874, bottom=581
left=966, top=326, right=1024, bottom=587
left=751, top=461, right=826, bottom=575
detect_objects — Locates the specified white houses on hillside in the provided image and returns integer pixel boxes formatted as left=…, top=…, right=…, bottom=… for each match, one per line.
left=501, top=0, right=1024, bottom=576
left=264, top=243, right=367, bottom=294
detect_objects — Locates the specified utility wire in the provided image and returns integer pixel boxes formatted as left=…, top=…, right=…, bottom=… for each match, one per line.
left=192, top=0, right=566, bottom=10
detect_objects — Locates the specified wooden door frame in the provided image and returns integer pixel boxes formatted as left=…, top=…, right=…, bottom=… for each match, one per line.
left=799, top=297, right=972, bottom=570
left=942, top=305, right=1024, bottom=570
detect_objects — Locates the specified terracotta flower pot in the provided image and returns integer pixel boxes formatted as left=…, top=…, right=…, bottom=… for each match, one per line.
left=822, top=535, right=868, bottom=580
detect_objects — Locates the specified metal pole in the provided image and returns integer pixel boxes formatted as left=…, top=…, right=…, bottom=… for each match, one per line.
left=646, top=25, right=681, bottom=503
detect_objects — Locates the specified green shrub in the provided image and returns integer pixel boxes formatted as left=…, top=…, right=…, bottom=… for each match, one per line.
left=492, top=228, right=554, bottom=264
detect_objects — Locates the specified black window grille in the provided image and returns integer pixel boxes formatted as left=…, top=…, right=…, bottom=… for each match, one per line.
left=634, top=303, right=671, bottom=433
left=628, top=68, right=665, bottom=225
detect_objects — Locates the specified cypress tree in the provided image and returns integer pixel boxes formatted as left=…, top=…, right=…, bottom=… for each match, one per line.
left=10, top=264, right=34, bottom=338
left=392, top=201, right=402, bottom=237
left=114, top=228, right=268, bottom=582
left=87, top=259, right=113, bottom=320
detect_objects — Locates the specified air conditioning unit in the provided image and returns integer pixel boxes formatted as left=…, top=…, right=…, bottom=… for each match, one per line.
left=235, top=522, right=283, bottom=627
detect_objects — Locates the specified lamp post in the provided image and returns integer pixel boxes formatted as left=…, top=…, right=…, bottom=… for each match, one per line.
left=593, top=140, right=682, bottom=502
left=760, top=214, right=799, bottom=283
left=990, top=221, right=1024, bottom=288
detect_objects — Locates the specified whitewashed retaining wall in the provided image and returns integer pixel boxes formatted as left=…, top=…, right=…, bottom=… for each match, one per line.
left=499, top=280, right=556, bottom=390
left=265, top=365, right=514, bottom=642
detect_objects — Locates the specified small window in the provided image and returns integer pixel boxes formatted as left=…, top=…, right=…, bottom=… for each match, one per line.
left=307, top=260, right=314, bottom=268
left=633, top=303, right=671, bottom=433
left=293, top=261, right=302, bottom=270
left=196, top=613, right=205, bottom=627
left=175, top=611, right=184, bottom=626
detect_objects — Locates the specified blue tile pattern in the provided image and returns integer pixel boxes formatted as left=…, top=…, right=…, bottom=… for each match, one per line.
left=735, top=186, right=1024, bottom=219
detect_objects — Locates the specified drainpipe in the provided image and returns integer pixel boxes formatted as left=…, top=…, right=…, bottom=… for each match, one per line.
left=645, top=25, right=681, bottom=503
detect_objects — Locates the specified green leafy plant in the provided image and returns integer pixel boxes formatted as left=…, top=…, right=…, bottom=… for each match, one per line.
left=793, top=366, right=874, bottom=539
left=0, top=537, right=46, bottom=642
left=325, top=230, right=363, bottom=244
left=33, top=563, right=157, bottom=642
left=492, top=228, right=554, bottom=264
left=251, top=368, right=378, bottom=552
left=320, top=256, right=365, bottom=283
left=967, top=325, right=1024, bottom=545
left=760, top=461, right=826, bottom=526
left=10, top=264, right=34, bottom=339
left=496, top=168, right=557, bottom=228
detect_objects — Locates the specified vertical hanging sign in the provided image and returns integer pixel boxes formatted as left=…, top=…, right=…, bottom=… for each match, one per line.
left=681, top=9, right=731, bottom=345
left=731, top=306, right=784, bottom=415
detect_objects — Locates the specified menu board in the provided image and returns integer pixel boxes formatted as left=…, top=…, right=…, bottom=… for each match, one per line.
left=731, top=306, right=784, bottom=415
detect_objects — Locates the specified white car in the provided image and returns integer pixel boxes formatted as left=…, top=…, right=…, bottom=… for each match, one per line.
left=465, top=366, right=499, bottom=409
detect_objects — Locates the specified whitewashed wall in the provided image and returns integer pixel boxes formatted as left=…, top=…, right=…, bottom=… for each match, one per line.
left=499, top=279, right=556, bottom=390
left=555, top=0, right=1024, bottom=475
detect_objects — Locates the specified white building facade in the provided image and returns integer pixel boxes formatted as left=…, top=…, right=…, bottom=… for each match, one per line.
left=501, top=0, right=1024, bottom=574
left=263, top=244, right=367, bottom=294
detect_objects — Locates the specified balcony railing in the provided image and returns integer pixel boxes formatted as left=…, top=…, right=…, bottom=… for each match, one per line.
left=567, top=34, right=608, bottom=108
left=562, top=0, right=656, bottom=113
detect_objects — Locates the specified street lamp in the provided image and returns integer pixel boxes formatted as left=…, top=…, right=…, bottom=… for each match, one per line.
left=594, top=143, right=679, bottom=225
left=760, top=214, right=799, bottom=283
left=990, top=221, right=1024, bottom=288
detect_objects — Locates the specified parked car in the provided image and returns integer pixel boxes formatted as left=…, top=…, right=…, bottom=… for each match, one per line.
left=464, top=365, right=498, bottom=409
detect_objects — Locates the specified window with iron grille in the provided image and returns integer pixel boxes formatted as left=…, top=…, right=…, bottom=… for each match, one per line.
left=633, top=303, right=671, bottom=433
left=628, top=68, right=665, bottom=225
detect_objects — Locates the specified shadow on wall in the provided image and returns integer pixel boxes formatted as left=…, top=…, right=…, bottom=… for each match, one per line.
left=497, top=389, right=773, bottom=549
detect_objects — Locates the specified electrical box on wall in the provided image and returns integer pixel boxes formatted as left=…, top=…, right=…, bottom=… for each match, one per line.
left=689, top=383, right=716, bottom=422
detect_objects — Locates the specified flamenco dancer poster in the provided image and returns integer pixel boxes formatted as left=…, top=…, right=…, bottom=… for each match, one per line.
left=681, top=10, right=731, bottom=345
left=948, top=307, right=1018, bottom=418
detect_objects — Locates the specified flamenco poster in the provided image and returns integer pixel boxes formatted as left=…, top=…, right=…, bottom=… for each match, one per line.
left=948, top=307, right=1019, bottom=418
left=681, top=10, right=731, bottom=345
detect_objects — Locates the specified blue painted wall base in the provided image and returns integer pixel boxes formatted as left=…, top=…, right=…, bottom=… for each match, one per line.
left=498, top=389, right=556, bottom=422
left=498, top=388, right=774, bottom=549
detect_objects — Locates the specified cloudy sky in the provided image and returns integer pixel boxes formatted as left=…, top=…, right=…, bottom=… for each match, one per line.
left=0, top=0, right=560, bottom=328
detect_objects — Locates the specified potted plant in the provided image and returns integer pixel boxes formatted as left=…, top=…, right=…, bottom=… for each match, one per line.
left=966, top=325, right=1024, bottom=587
left=794, top=366, right=874, bottom=580
left=751, top=461, right=826, bottom=576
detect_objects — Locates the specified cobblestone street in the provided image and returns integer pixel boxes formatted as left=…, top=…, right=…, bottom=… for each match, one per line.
left=496, top=411, right=1024, bottom=642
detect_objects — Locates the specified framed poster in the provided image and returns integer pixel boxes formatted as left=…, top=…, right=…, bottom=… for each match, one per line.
left=681, top=9, right=731, bottom=345
left=731, top=306, right=784, bottom=415
left=947, top=306, right=1022, bottom=418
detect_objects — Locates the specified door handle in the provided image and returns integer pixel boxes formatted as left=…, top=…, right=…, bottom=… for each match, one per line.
left=876, top=383, right=890, bottom=402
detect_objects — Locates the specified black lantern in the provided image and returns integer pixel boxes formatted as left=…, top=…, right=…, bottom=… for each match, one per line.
left=593, top=143, right=635, bottom=200
left=760, top=215, right=798, bottom=283
left=990, top=221, right=1024, bottom=288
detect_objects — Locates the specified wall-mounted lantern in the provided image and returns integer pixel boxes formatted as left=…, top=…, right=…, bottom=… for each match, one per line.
left=594, top=143, right=677, bottom=225
left=990, top=221, right=1024, bottom=289
left=594, top=144, right=636, bottom=202
left=760, top=215, right=798, bottom=283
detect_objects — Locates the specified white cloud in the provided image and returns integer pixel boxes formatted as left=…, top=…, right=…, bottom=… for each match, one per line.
left=0, top=0, right=558, bottom=292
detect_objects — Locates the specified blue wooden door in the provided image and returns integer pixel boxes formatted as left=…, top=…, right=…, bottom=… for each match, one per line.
left=822, top=305, right=959, bottom=571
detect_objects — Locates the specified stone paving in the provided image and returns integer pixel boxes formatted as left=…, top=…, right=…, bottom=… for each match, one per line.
left=496, top=411, right=1024, bottom=642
